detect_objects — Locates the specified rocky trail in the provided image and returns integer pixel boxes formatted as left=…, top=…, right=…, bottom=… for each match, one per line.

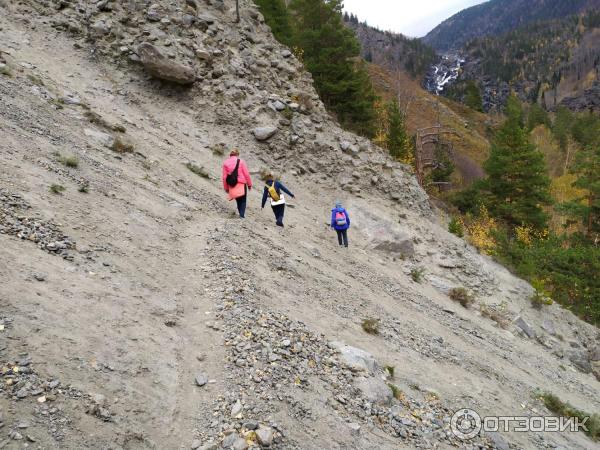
left=1, top=1, right=600, bottom=449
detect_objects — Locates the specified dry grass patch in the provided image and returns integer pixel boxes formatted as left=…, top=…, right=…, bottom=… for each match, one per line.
left=361, top=318, right=380, bottom=335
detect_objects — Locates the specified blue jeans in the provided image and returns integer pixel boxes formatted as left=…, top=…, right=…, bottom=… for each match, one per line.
left=235, top=185, right=247, bottom=218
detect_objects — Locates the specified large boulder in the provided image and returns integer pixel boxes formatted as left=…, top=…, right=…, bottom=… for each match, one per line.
left=331, top=341, right=379, bottom=374
left=137, top=42, right=196, bottom=85
left=514, top=316, right=535, bottom=339
left=589, top=346, right=600, bottom=381
left=253, top=126, right=278, bottom=141
left=373, top=238, right=415, bottom=258
left=568, top=350, right=592, bottom=374
left=354, top=376, right=392, bottom=406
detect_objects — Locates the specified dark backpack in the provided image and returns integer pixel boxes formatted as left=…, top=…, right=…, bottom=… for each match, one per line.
left=226, top=159, right=240, bottom=187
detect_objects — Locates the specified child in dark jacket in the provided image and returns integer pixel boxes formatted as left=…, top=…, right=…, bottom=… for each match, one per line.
left=261, top=174, right=295, bottom=227
left=331, top=202, right=350, bottom=247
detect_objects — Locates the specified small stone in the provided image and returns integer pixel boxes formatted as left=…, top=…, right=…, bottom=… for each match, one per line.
left=195, top=374, right=208, bottom=387
left=190, top=439, right=201, bottom=449
left=255, top=425, right=274, bottom=447
left=242, top=420, right=259, bottom=430
left=221, top=433, right=238, bottom=448
left=347, top=422, right=361, bottom=436
left=33, top=273, right=46, bottom=281
left=10, top=431, right=23, bottom=440
left=231, top=438, right=248, bottom=450
left=230, top=399, right=243, bottom=417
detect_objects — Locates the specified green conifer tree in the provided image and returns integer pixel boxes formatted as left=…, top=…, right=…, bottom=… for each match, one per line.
left=527, top=103, right=550, bottom=130
left=254, top=0, right=293, bottom=45
left=386, top=99, right=409, bottom=160
left=464, top=80, right=483, bottom=112
left=289, top=0, right=377, bottom=136
left=483, top=96, right=552, bottom=229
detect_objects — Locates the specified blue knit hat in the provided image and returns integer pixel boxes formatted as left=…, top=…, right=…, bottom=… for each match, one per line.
left=335, top=201, right=342, bottom=208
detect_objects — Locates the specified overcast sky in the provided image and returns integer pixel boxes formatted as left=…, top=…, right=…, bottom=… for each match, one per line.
left=343, top=0, right=488, bottom=37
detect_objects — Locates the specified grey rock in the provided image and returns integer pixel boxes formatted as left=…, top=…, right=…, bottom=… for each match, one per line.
left=252, top=126, right=278, bottom=141
left=195, top=373, right=208, bottom=387
left=354, top=376, right=393, bottom=406
left=84, top=128, right=115, bottom=148
left=255, top=425, right=274, bottom=447
left=340, top=141, right=359, bottom=156
left=541, top=319, right=556, bottom=336
left=514, top=317, right=535, bottom=339
left=347, top=422, right=361, bottom=436
left=486, top=431, right=510, bottom=450
left=568, top=350, right=592, bottom=374
left=146, top=5, right=163, bottom=21
left=331, top=341, right=379, bottom=373
left=137, top=42, right=196, bottom=85
left=373, top=238, right=415, bottom=258
left=199, top=444, right=218, bottom=450
left=231, top=438, right=248, bottom=450
left=62, top=94, right=81, bottom=105
left=221, top=433, right=238, bottom=448
left=230, top=399, right=243, bottom=417
left=589, top=345, right=600, bottom=362
left=196, top=49, right=212, bottom=61
left=242, top=420, right=259, bottom=430
left=191, top=439, right=202, bottom=449
left=33, top=273, right=46, bottom=281
left=281, top=49, right=292, bottom=58
left=273, top=100, right=286, bottom=111
left=91, top=20, right=111, bottom=36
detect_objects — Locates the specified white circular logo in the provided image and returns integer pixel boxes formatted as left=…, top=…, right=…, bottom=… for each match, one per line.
left=451, top=408, right=482, bottom=439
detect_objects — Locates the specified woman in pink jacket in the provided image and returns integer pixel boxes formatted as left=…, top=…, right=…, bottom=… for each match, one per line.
left=222, top=149, right=253, bottom=218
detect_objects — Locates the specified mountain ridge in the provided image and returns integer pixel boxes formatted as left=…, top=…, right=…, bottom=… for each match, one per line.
left=423, top=0, right=600, bottom=52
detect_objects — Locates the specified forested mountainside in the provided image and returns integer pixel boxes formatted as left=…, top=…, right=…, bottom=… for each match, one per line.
left=343, top=13, right=437, bottom=79
left=423, top=0, right=600, bottom=52
left=443, top=11, right=600, bottom=113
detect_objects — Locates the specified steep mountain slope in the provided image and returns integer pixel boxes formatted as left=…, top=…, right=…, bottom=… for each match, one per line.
left=1, top=2, right=600, bottom=450
left=423, top=0, right=600, bottom=52
left=344, top=16, right=436, bottom=79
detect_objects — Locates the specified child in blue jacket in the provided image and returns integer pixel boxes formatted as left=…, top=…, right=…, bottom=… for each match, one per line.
left=331, top=201, right=350, bottom=247
left=261, top=174, right=295, bottom=227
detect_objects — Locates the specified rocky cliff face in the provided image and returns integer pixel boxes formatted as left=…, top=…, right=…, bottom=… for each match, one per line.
left=1, top=1, right=600, bottom=450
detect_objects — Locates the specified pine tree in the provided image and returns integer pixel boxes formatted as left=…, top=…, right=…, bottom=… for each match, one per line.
left=464, top=80, right=483, bottom=112
left=386, top=99, right=409, bottom=160
left=254, top=0, right=293, bottom=45
left=289, top=0, right=377, bottom=136
left=563, top=114, right=600, bottom=238
left=553, top=106, right=573, bottom=152
left=527, top=103, right=550, bottom=130
left=483, top=96, right=552, bottom=229
left=567, top=144, right=600, bottom=237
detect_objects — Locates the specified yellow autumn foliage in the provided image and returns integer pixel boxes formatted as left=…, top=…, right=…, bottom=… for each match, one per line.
left=464, top=205, right=497, bottom=255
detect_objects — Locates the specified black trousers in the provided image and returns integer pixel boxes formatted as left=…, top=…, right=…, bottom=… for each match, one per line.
left=336, top=229, right=348, bottom=247
left=272, top=204, right=285, bottom=226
